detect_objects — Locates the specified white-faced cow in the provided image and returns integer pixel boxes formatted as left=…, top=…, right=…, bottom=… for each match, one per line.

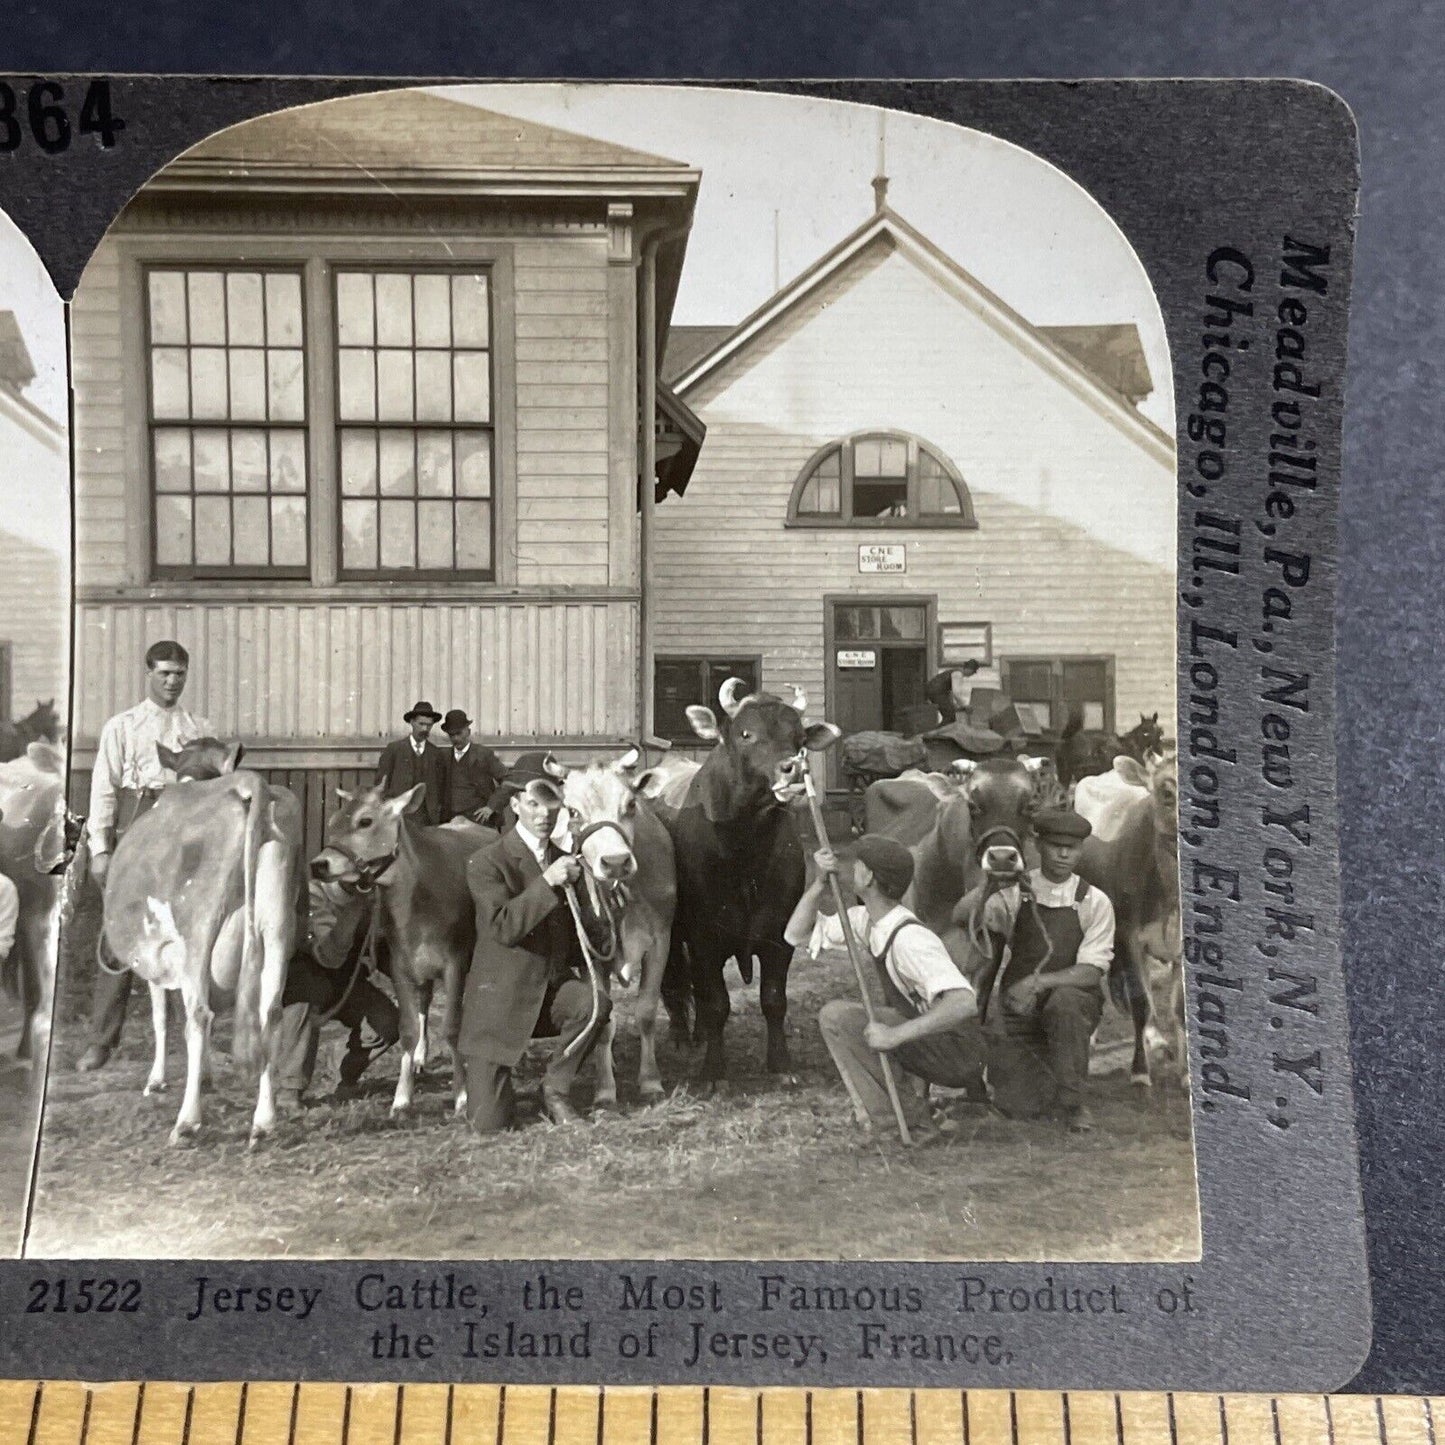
left=648, top=678, right=840, bottom=1089
left=102, top=743, right=303, bottom=1145
left=1078, top=747, right=1183, bottom=1085
left=542, top=746, right=677, bottom=1104
left=0, top=742, right=68, bottom=1063
left=312, top=783, right=494, bottom=1115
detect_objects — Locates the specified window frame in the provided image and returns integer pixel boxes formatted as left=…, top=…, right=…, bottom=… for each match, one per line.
left=938, top=620, right=993, bottom=668
left=331, top=263, right=497, bottom=583
left=142, top=262, right=313, bottom=581
left=998, top=654, right=1116, bottom=736
left=786, top=430, right=977, bottom=530
left=653, top=654, right=763, bottom=744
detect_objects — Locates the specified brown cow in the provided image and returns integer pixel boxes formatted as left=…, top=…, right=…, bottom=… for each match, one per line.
left=102, top=755, right=303, bottom=1145
left=1078, top=747, right=1182, bottom=1086
left=311, top=783, right=494, bottom=1115
left=543, top=747, right=678, bottom=1103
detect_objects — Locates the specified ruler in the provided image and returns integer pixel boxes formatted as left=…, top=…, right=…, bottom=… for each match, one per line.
left=4, top=1383, right=1440, bottom=1444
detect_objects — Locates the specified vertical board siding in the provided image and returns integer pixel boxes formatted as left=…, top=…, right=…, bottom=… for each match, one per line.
left=72, top=599, right=639, bottom=746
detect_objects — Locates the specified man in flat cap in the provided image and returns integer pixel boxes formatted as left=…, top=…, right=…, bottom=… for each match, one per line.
left=439, top=709, right=509, bottom=826
left=787, top=833, right=986, bottom=1142
left=973, top=807, right=1115, bottom=1132
left=376, top=701, right=445, bottom=826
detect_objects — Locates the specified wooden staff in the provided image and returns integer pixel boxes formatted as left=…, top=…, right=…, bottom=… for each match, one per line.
left=798, top=755, right=913, bottom=1146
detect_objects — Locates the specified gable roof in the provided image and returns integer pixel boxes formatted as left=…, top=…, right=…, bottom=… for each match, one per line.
left=160, top=89, right=699, bottom=197
left=0, top=313, right=35, bottom=394
left=671, top=206, right=1172, bottom=463
left=1040, top=325, right=1153, bottom=406
left=662, top=325, right=735, bottom=385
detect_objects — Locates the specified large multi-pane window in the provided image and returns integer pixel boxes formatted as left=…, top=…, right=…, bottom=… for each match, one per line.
left=789, top=432, right=975, bottom=527
left=1000, top=656, right=1113, bottom=735
left=654, top=656, right=761, bottom=743
left=335, top=269, right=494, bottom=578
left=146, top=268, right=308, bottom=575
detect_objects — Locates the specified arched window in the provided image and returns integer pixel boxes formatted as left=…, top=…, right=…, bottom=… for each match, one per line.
left=788, top=432, right=975, bottom=527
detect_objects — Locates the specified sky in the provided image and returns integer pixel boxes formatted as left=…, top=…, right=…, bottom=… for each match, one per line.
left=0, top=208, right=68, bottom=552
left=447, top=84, right=1175, bottom=431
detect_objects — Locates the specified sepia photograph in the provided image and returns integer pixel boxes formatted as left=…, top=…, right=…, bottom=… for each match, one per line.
left=24, top=82, right=1193, bottom=1262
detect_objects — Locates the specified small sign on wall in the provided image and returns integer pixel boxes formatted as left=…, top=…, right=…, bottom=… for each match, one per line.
left=837, top=649, right=877, bottom=669
left=858, top=544, right=906, bottom=574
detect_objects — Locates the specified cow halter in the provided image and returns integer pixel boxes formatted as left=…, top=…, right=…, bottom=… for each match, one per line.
left=326, top=839, right=399, bottom=893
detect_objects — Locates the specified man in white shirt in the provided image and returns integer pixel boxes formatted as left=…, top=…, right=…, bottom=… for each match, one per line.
left=77, top=639, right=211, bottom=1072
left=787, top=833, right=986, bottom=1141
left=972, top=807, right=1114, bottom=1132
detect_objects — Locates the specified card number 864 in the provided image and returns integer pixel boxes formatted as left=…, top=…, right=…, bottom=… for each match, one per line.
left=0, top=79, right=124, bottom=154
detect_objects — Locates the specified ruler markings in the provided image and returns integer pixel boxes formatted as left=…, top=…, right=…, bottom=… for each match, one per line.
left=22, top=1379, right=42, bottom=1445
left=286, top=1385, right=299, bottom=1445
left=550, top=1385, right=600, bottom=1445
left=32, top=1380, right=85, bottom=1445
left=135, top=1381, right=188, bottom=1445
left=1015, top=1385, right=1065, bottom=1445
left=762, top=1385, right=809, bottom=1445
left=1226, top=1393, right=1280, bottom=1445
left=909, top=1388, right=962, bottom=1445
left=654, top=1385, right=702, bottom=1445
left=239, top=1382, right=301, bottom=1445
left=1169, top=1392, right=1225, bottom=1445
left=499, top=1378, right=550, bottom=1445
left=1277, top=1395, right=1332, bottom=1445
left=182, top=1388, right=195, bottom=1445
left=705, top=1385, right=758, bottom=1443
left=397, top=1384, right=450, bottom=1444
left=860, top=1387, right=911, bottom=1445
left=1120, top=1390, right=1174, bottom=1445
left=1331, top=1396, right=1395, bottom=1445
left=1381, top=1399, right=1435, bottom=1445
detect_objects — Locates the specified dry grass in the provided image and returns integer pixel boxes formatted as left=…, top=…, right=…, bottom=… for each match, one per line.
left=29, top=928, right=1199, bottom=1262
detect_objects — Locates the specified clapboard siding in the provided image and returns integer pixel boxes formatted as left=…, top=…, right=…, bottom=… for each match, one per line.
left=72, top=598, right=638, bottom=749
left=658, top=237, right=1176, bottom=729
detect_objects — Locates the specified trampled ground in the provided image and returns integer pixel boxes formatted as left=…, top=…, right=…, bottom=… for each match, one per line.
left=28, top=936, right=1198, bottom=1261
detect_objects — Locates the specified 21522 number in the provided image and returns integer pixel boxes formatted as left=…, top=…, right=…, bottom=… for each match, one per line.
left=0, top=79, right=124, bottom=154
left=26, top=1277, right=141, bottom=1313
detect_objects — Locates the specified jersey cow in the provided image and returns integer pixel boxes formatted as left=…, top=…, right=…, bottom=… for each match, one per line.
left=648, top=679, right=840, bottom=1089
left=0, top=742, right=68, bottom=1063
left=101, top=745, right=303, bottom=1145
left=312, top=783, right=494, bottom=1115
left=1077, top=748, right=1183, bottom=1085
left=543, top=747, right=677, bottom=1104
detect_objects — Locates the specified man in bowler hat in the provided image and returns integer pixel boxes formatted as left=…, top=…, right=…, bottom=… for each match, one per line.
left=439, top=709, right=509, bottom=825
left=376, top=701, right=445, bottom=826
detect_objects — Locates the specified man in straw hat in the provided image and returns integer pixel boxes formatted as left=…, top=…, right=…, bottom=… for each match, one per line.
left=787, top=833, right=986, bottom=1143
left=376, top=700, right=445, bottom=826
left=974, top=807, right=1114, bottom=1133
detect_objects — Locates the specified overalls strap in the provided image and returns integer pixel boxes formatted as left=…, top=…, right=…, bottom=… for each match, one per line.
left=870, top=918, right=929, bottom=1017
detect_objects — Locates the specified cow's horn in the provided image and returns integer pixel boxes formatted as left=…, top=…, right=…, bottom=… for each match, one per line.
left=718, top=676, right=748, bottom=718
left=790, top=685, right=807, bottom=715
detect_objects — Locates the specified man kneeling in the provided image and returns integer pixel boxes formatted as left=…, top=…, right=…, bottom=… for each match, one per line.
left=787, top=834, right=985, bottom=1141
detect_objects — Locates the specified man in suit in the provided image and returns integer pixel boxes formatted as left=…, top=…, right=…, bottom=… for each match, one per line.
left=457, top=777, right=612, bottom=1134
left=376, top=701, right=445, bottom=826
left=439, top=709, right=509, bottom=825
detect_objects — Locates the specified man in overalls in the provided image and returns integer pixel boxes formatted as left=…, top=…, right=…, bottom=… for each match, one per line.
left=789, top=834, right=986, bottom=1142
left=976, top=807, right=1114, bottom=1132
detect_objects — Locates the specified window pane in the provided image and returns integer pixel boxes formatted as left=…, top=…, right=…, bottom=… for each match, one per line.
left=417, top=431, right=454, bottom=497
left=192, top=432, right=230, bottom=493
left=414, top=274, right=451, bottom=347
left=881, top=607, right=925, bottom=640
left=379, top=498, right=416, bottom=569
left=878, top=437, right=908, bottom=474
left=341, top=499, right=378, bottom=571
left=187, top=271, right=226, bottom=346
left=415, top=350, right=452, bottom=421
left=1062, top=660, right=1108, bottom=701
left=151, top=348, right=190, bottom=418
left=337, top=349, right=376, bottom=421
left=453, top=352, right=491, bottom=422
left=154, top=495, right=192, bottom=566
left=654, top=659, right=701, bottom=740
left=265, top=273, right=303, bottom=346
left=835, top=606, right=878, bottom=641
left=271, top=496, right=307, bottom=568
left=800, top=450, right=840, bottom=513
left=417, top=500, right=454, bottom=570
left=1082, top=701, right=1106, bottom=731
left=451, top=273, right=489, bottom=346
left=190, top=348, right=229, bottom=420
left=853, top=437, right=881, bottom=476
left=375, top=274, right=413, bottom=347
left=267, top=349, right=305, bottom=422
left=335, top=272, right=375, bottom=348
left=920, top=453, right=963, bottom=515
left=153, top=429, right=191, bottom=492
left=1016, top=701, right=1053, bottom=730
left=340, top=430, right=378, bottom=496
left=455, top=432, right=492, bottom=497
left=854, top=479, right=908, bottom=518
left=270, top=430, right=306, bottom=492
left=148, top=272, right=188, bottom=344
left=1008, top=662, right=1053, bottom=698
left=194, top=495, right=232, bottom=565
left=226, top=273, right=265, bottom=345
left=233, top=495, right=269, bottom=564
left=379, top=432, right=415, bottom=496
left=228, top=348, right=266, bottom=421
left=455, top=500, right=492, bottom=571
left=376, top=349, right=415, bottom=421
left=231, top=429, right=268, bottom=492
left=705, top=660, right=758, bottom=698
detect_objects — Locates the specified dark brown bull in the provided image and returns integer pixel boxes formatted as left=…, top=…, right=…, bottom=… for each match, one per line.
left=312, top=783, right=494, bottom=1114
left=650, top=679, right=840, bottom=1089
left=1078, top=747, right=1181, bottom=1085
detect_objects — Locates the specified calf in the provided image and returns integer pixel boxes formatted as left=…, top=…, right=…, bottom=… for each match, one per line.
left=543, top=747, right=677, bottom=1103
left=312, top=783, right=494, bottom=1114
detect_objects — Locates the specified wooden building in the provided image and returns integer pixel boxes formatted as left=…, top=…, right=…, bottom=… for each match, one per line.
left=68, top=90, right=702, bottom=834
left=652, top=197, right=1176, bottom=764
left=0, top=315, right=67, bottom=721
